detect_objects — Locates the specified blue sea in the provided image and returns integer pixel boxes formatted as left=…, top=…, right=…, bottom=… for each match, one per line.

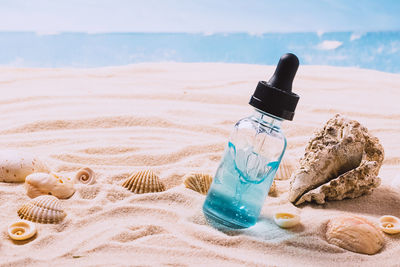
left=0, top=31, right=399, bottom=73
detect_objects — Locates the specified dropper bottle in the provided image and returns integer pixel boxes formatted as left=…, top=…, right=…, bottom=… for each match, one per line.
left=203, top=53, right=300, bottom=229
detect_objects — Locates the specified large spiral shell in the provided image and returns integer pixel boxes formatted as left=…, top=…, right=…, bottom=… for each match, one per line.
left=17, top=195, right=66, bottom=224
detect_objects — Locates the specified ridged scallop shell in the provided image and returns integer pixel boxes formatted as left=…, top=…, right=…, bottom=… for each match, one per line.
left=25, top=172, right=75, bottom=199
left=326, top=216, right=384, bottom=255
left=8, top=220, right=37, bottom=241
left=18, top=195, right=66, bottom=224
left=75, top=167, right=95, bottom=185
left=122, top=170, right=165, bottom=194
left=184, top=173, right=213, bottom=195
left=275, top=158, right=296, bottom=180
left=273, top=212, right=300, bottom=228
left=379, top=215, right=400, bottom=234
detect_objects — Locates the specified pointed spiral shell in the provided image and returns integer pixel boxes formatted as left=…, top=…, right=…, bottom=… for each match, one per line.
left=17, top=195, right=66, bottom=224
left=8, top=220, right=37, bottom=241
left=75, top=167, right=96, bottom=185
left=184, top=173, right=213, bottom=195
left=122, top=170, right=165, bottom=194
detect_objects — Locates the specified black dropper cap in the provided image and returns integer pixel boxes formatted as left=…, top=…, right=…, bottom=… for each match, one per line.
left=249, top=53, right=300, bottom=121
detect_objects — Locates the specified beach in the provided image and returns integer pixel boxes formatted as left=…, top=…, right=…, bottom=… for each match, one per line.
left=0, top=63, right=399, bottom=266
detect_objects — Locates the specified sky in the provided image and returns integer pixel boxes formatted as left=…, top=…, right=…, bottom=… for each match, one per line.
left=0, top=0, right=399, bottom=33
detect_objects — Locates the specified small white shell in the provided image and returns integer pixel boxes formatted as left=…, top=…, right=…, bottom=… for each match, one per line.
left=0, top=150, right=50, bottom=183
left=273, top=212, right=300, bottom=228
left=25, top=172, right=75, bottom=199
left=18, top=195, right=66, bottom=224
left=184, top=173, right=213, bottom=195
left=275, top=158, right=296, bottom=180
left=75, top=167, right=95, bottom=185
left=326, top=216, right=384, bottom=255
left=8, top=220, right=37, bottom=241
left=379, top=215, right=400, bottom=234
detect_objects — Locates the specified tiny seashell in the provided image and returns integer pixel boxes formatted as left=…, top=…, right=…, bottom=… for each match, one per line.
left=8, top=220, right=37, bottom=241
left=75, top=167, right=95, bottom=185
left=0, top=150, right=50, bottom=183
left=18, top=195, right=66, bottom=224
left=184, top=173, right=213, bottom=195
left=273, top=212, right=300, bottom=228
left=326, top=216, right=384, bottom=255
left=379, top=215, right=400, bottom=234
left=275, top=158, right=295, bottom=180
left=25, top=172, right=75, bottom=199
left=268, top=180, right=277, bottom=196
left=122, top=170, right=165, bottom=194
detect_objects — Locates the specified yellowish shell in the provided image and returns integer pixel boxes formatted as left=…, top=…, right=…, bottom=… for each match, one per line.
left=184, top=173, right=213, bottom=195
left=8, top=220, right=37, bottom=241
left=268, top=180, right=277, bottom=196
left=18, top=195, right=66, bottom=224
left=379, top=215, right=400, bottom=234
left=275, top=158, right=296, bottom=180
left=273, top=212, right=300, bottom=228
left=326, top=216, right=384, bottom=255
left=122, top=170, right=165, bottom=194
left=75, top=167, right=96, bottom=185
left=25, top=172, right=75, bottom=199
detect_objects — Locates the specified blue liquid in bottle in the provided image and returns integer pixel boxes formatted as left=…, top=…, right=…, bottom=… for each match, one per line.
left=203, top=53, right=300, bottom=229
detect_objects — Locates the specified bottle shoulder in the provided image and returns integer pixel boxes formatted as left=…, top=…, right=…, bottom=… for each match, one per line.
left=235, top=116, right=285, bottom=140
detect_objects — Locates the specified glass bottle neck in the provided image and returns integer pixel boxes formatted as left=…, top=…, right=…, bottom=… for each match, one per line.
left=253, top=109, right=283, bottom=130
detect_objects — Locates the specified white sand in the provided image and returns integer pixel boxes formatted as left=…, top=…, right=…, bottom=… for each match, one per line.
left=0, top=63, right=399, bottom=266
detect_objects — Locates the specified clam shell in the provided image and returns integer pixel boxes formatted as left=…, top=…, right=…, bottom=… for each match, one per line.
left=184, top=173, right=213, bottom=195
left=275, top=158, right=296, bottom=180
left=122, top=170, right=165, bottom=194
left=18, top=195, right=66, bottom=224
left=8, top=220, right=37, bottom=241
left=0, top=150, right=50, bottom=183
left=75, top=167, right=95, bottom=185
left=273, top=212, right=300, bottom=228
left=379, top=215, right=400, bottom=234
left=326, top=216, right=384, bottom=255
left=25, top=172, right=75, bottom=199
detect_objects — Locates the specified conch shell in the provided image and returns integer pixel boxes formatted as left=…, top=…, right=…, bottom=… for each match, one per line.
left=379, top=215, right=400, bottom=234
left=326, top=215, right=384, bottom=255
left=8, top=220, right=37, bottom=241
left=18, top=195, right=66, bottom=224
left=122, top=170, right=166, bottom=194
left=25, top=172, right=75, bottom=199
left=289, top=114, right=384, bottom=205
left=75, top=167, right=95, bottom=185
left=0, top=150, right=50, bottom=183
left=184, top=173, right=213, bottom=195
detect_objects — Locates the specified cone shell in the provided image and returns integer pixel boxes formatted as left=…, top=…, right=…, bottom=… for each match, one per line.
left=75, top=167, right=96, bottom=185
left=379, top=215, right=400, bottom=234
left=8, top=220, right=37, bottom=241
left=326, top=215, right=384, bottom=255
left=184, top=173, right=213, bottom=195
left=122, top=170, right=165, bottom=194
left=17, top=195, right=66, bottom=224
left=275, top=158, right=295, bottom=180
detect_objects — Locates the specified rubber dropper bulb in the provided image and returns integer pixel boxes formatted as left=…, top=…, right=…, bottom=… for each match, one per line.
left=267, top=53, right=299, bottom=92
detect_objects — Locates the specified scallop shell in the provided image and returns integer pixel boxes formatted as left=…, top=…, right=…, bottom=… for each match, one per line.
left=18, top=195, right=66, bottom=224
left=379, top=215, right=400, bottom=234
left=25, top=172, right=75, bottom=199
left=0, top=150, right=50, bottom=183
left=268, top=180, right=277, bottom=196
left=8, top=220, right=37, bottom=241
left=75, top=167, right=95, bottom=185
left=326, top=216, right=384, bottom=255
left=273, top=212, right=300, bottom=228
left=122, top=170, right=165, bottom=194
left=275, top=158, right=296, bottom=180
left=184, top=173, right=213, bottom=195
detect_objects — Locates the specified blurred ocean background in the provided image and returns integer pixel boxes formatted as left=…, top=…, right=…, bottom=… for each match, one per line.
left=1, top=31, right=399, bottom=73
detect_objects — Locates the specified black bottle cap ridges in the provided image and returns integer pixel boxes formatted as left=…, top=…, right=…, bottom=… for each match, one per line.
left=249, top=53, right=300, bottom=121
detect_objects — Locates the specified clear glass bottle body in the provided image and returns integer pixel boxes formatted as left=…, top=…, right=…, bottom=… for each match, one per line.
left=203, top=109, right=287, bottom=229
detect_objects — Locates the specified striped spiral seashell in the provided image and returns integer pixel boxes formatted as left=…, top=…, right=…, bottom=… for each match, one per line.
left=8, top=220, right=37, bottom=241
left=122, top=170, right=165, bottom=194
left=17, top=195, right=66, bottom=224
left=184, top=173, right=213, bottom=195
left=75, top=167, right=96, bottom=185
